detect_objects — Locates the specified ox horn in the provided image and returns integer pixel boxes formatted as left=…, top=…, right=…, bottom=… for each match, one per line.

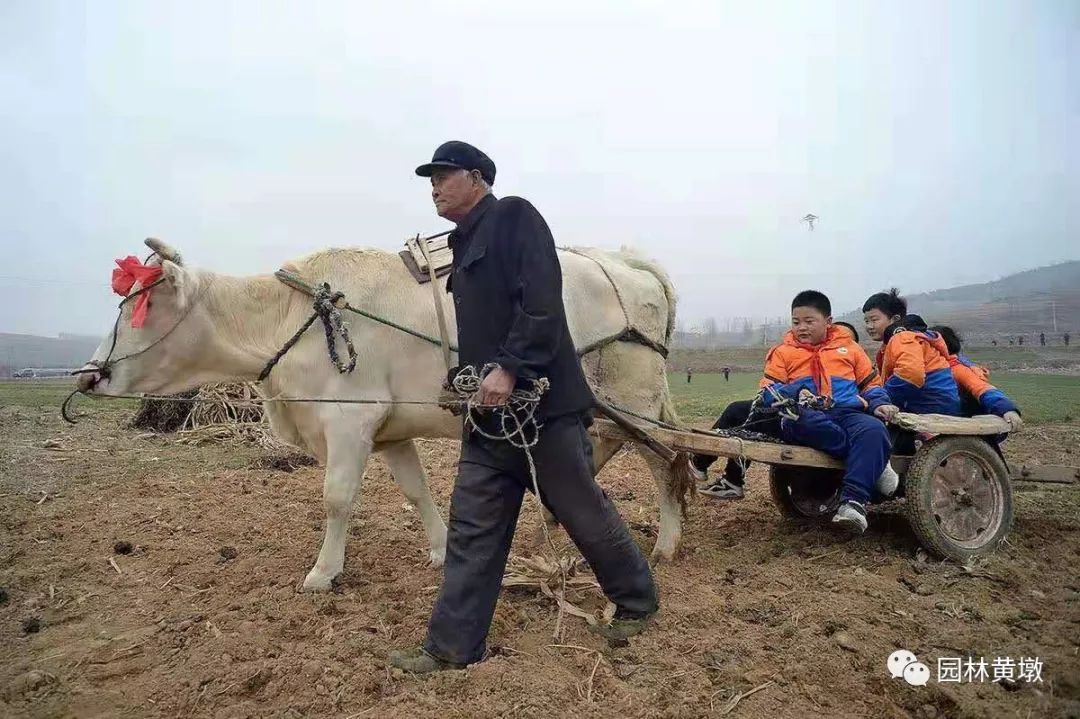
left=144, top=237, right=183, bottom=265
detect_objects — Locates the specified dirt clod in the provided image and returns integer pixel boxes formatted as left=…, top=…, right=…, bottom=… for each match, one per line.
left=218, top=546, right=239, bottom=561
left=5, top=670, right=53, bottom=699
left=832, top=632, right=859, bottom=653
left=113, top=540, right=134, bottom=555
left=21, top=617, right=42, bottom=634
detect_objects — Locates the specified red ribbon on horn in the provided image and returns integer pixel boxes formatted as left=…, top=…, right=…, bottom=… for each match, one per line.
left=111, top=256, right=163, bottom=328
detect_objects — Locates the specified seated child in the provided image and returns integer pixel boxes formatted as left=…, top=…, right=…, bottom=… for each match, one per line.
left=931, top=325, right=1023, bottom=431
left=833, top=321, right=861, bottom=342
left=862, top=289, right=961, bottom=416
left=694, top=290, right=897, bottom=533
left=691, top=317, right=859, bottom=499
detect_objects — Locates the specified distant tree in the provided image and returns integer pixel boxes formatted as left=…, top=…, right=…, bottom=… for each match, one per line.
left=702, top=317, right=719, bottom=338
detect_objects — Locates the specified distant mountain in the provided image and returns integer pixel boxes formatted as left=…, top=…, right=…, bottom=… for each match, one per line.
left=839, top=261, right=1080, bottom=343
left=0, top=333, right=101, bottom=376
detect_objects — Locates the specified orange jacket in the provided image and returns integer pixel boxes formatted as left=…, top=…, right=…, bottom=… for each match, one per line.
left=760, top=326, right=888, bottom=411
left=876, top=329, right=960, bottom=415
left=948, top=354, right=1018, bottom=416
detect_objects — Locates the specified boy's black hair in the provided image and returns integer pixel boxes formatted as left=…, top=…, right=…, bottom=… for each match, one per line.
left=791, top=290, right=831, bottom=317
left=902, top=314, right=928, bottom=331
left=833, top=321, right=860, bottom=342
left=862, top=287, right=907, bottom=317
left=931, top=325, right=962, bottom=355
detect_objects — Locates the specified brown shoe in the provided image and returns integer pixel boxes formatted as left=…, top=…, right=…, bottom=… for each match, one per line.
left=588, top=610, right=656, bottom=641
left=388, top=646, right=465, bottom=674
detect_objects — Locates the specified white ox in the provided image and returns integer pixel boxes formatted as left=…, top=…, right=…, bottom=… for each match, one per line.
left=78, top=238, right=686, bottom=591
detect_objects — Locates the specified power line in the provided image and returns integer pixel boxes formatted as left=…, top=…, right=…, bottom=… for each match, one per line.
left=0, top=276, right=101, bottom=287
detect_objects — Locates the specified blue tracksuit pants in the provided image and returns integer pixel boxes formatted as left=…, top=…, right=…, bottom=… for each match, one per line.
left=780, top=407, right=891, bottom=504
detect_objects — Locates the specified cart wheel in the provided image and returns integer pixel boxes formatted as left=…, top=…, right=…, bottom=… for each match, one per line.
left=768, top=465, right=843, bottom=520
left=903, top=436, right=1013, bottom=562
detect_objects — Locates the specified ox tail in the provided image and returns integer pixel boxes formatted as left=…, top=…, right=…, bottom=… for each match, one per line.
left=657, top=385, right=695, bottom=517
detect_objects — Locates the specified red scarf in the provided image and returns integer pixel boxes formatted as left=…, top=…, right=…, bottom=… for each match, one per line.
left=111, top=256, right=163, bottom=328
left=788, top=335, right=833, bottom=397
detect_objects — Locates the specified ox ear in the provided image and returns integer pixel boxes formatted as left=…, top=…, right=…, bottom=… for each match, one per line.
left=144, top=237, right=183, bottom=266
left=160, top=260, right=192, bottom=309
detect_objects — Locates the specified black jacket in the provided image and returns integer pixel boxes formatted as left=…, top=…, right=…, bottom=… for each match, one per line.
left=447, top=194, right=594, bottom=420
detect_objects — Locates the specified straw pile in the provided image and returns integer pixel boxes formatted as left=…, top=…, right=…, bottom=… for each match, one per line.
left=129, top=389, right=197, bottom=432
left=132, top=382, right=317, bottom=468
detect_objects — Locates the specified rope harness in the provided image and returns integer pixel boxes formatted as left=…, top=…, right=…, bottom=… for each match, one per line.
left=258, top=283, right=357, bottom=381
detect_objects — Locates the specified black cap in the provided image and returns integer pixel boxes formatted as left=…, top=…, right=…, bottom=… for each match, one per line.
left=415, top=141, right=496, bottom=185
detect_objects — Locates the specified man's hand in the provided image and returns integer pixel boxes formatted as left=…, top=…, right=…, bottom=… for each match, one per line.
left=797, top=388, right=815, bottom=403
left=477, top=365, right=515, bottom=407
left=874, top=404, right=900, bottom=423
left=1003, top=410, right=1024, bottom=432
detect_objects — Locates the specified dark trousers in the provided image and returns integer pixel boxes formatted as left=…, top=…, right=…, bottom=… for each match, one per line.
left=424, top=413, right=658, bottom=665
left=691, top=399, right=781, bottom=485
left=780, top=407, right=891, bottom=505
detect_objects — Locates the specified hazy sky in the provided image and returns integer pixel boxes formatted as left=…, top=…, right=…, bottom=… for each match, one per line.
left=2, top=0, right=1077, bottom=336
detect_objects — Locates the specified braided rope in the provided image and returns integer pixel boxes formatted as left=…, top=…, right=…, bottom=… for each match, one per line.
left=258, top=283, right=357, bottom=381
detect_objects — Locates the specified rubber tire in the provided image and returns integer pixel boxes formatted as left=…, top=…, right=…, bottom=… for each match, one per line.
left=768, top=465, right=844, bottom=520
left=903, top=436, right=1013, bottom=563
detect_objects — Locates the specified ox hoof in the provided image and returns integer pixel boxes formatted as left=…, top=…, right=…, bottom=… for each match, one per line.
left=650, top=542, right=678, bottom=566
left=302, top=571, right=337, bottom=593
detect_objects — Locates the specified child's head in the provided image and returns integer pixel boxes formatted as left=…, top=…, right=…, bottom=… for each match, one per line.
left=791, top=290, right=832, bottom=345
left=833, top=321, right=860, bottom=343
left=862, top=288, right=906, bottom=341
left=931, top=325, right=962, bottom=355
left=902, top=314, right=928, bottom=332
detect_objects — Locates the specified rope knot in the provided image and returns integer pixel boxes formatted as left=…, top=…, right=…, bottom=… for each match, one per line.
left=258, top=281, right=357, bottom=381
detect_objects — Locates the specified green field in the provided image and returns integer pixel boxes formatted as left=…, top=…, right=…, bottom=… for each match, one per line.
left=669, top=371, right=1080, bottom=425
left=0, top=379, right=138, bottom=414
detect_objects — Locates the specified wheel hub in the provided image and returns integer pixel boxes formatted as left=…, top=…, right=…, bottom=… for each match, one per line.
left=930, top=453, right=1003, bottom=546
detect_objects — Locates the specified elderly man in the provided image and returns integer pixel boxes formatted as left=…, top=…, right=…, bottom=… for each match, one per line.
left=390, top=141, right=658, bottom=673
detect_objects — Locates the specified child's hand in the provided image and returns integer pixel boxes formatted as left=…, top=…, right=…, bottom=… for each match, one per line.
left=874, top=404, right=900, bottom=422
left=1003, top=411, right=1023, bottom=432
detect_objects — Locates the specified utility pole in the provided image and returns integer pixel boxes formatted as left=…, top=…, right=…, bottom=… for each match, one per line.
left=1051, top=300, right=1058, bottom=332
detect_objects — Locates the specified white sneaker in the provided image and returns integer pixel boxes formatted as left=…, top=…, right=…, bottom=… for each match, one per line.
left=876, top=464, right=899, bottom=498
left=832, top=501, right=868, bottom=533
left=698, top=477, right=745, bottom=500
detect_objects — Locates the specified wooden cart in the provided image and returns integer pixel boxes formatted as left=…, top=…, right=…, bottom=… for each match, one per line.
left=592, top=412, right=1077, bottom=563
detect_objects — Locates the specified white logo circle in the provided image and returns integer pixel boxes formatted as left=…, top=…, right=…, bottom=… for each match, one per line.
left=888, top=649, right=918, bottom=679
left=903, top=662, right=931, bottom=687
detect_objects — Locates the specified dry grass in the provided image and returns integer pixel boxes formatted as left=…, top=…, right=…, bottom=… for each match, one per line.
left=180, top=383, right=263, bottom=429
left=135, top=382, right=316, bottom=468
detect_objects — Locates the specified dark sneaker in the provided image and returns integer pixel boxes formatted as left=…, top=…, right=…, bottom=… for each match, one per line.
left=697, top=477, right=745, bottom=500
left=588, top=610, right=656, bottom=641
left=388, top=646, right=465, bottom=674
left=831, top=500, right=868, bottom=533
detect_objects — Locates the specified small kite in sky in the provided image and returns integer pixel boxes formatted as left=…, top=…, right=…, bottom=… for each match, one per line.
left=802, top=213, right=818, bottom=230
